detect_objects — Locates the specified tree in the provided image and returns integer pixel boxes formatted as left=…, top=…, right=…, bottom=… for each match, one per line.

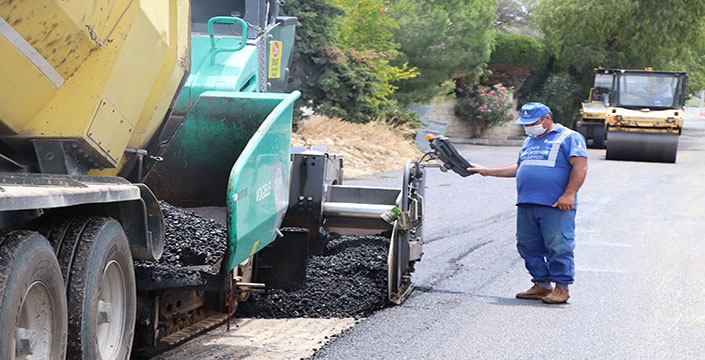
left=282, top=0, right=345, bottom=116
left=525, top=72, right=580, bottom=125
left=335, top=0, right=418, bottom=107
left=283, top=0, right=418, bottom=123
left=495, top=0, right=538, bottom=34
left=388, top=0, right=497, bottom=103
left=483, top=32, right=548, bottom=90
left=536, top=0, right=705, bottom=89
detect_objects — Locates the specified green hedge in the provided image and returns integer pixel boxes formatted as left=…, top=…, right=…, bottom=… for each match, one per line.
left=489, top=32, right=547, bottom=68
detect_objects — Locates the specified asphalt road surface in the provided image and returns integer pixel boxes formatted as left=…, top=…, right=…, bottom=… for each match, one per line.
left=158, top=110, right=705, bottom=360
left=312, top=111, right=705, bottom=359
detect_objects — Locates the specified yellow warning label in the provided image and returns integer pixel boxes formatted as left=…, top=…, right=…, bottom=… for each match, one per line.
left=268, top=41, right=283, bottom=79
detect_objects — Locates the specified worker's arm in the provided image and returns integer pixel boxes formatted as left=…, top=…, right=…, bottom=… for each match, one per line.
left=468, top=163, right=519, bottom=178
left=552, top=156, right=588, bottom=210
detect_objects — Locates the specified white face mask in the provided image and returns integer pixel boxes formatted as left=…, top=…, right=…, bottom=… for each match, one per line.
left=524, top=123, right=546, bottom=138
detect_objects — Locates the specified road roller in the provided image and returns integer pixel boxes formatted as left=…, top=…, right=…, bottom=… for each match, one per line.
left=574, top=69, right=688, bottom=163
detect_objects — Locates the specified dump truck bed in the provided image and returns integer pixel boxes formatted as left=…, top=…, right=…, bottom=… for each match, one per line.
left=0, top=1, right=190, bottom=170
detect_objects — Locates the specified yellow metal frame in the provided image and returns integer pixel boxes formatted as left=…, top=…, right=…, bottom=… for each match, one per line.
left=606, top=107, right=683, bottom=135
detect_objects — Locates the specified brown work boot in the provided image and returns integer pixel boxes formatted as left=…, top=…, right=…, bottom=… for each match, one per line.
left=542, top=286, right=570, bottom=304
left=515, top=284, right=552, bottom=300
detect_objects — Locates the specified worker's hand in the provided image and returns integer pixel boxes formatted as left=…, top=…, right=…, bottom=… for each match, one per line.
left=468, top=163, right=488, bottom=176
left=552, top=194, right=575, bottom=211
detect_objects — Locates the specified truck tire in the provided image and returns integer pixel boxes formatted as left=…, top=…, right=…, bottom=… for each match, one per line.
left=60, top=217, right=136, bottom=360
left=0, top=231, right=68, bottom=359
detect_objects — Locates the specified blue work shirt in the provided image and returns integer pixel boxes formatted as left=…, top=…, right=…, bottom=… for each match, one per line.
left=516, top=124, right=588, bottom=207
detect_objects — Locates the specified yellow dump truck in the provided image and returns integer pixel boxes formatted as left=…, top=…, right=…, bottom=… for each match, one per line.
left=0, top=1, right=303, bottom=358
left=574, top=68, right=688, bottom=163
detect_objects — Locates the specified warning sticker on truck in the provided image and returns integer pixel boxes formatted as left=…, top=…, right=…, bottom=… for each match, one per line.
left=268, top=41, right=282, bottom=79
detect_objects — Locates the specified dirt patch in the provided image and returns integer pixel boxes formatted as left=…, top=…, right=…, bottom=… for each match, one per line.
left=292, top=116, right=423, bottom=178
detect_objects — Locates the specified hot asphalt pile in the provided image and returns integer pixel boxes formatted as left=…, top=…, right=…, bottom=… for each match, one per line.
left=134, top=202, right=391, bottom=318
left=133, top=202, right=228, bottom=287
left=237, top=232, right=391, bottom=319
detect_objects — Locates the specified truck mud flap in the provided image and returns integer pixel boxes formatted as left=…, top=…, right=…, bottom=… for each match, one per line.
left=606, top=131, right=678, bottom=163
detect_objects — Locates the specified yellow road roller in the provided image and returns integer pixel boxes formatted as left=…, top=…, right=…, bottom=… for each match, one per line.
left=574, top=69, right=688, bottom=163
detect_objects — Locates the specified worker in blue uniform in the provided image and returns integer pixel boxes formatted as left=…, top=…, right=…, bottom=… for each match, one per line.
left=469, top=102, right=588, bottom=304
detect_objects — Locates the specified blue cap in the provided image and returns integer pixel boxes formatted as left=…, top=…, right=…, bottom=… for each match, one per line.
left=515, top=102, right=551, bottom=125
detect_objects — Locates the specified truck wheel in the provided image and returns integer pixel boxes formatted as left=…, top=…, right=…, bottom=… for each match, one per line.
left=0, top=231, right=68, bottom=359
left=60, top=217, right=136, bottom=360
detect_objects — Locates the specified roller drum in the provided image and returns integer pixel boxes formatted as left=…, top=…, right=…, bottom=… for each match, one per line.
left=606, top=131, right=679, bottom=163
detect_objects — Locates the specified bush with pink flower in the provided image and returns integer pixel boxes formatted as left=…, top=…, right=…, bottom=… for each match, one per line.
left=455, top=84, right=514, bottom=138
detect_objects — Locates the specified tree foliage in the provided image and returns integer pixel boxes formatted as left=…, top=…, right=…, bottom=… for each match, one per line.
left=283, top=0, right=421, bottom=123
left=282, top=0, right=346, bottom=116
left=335, top=0, right=418, bottom=106
left=536, top=0, right=705, bottom=89
left=488, top=32, right=546, bottom=68
left=283, top=0, right=705, bottom=126
left=388, top=0, right=497, bottom=103
left=495, top=0, right=538, bottom=33
left=525, top=72, right=580, bottom=125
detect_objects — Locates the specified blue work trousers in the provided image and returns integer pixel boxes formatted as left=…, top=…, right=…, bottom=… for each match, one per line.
left=516, top=204, right=576, bottom=285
